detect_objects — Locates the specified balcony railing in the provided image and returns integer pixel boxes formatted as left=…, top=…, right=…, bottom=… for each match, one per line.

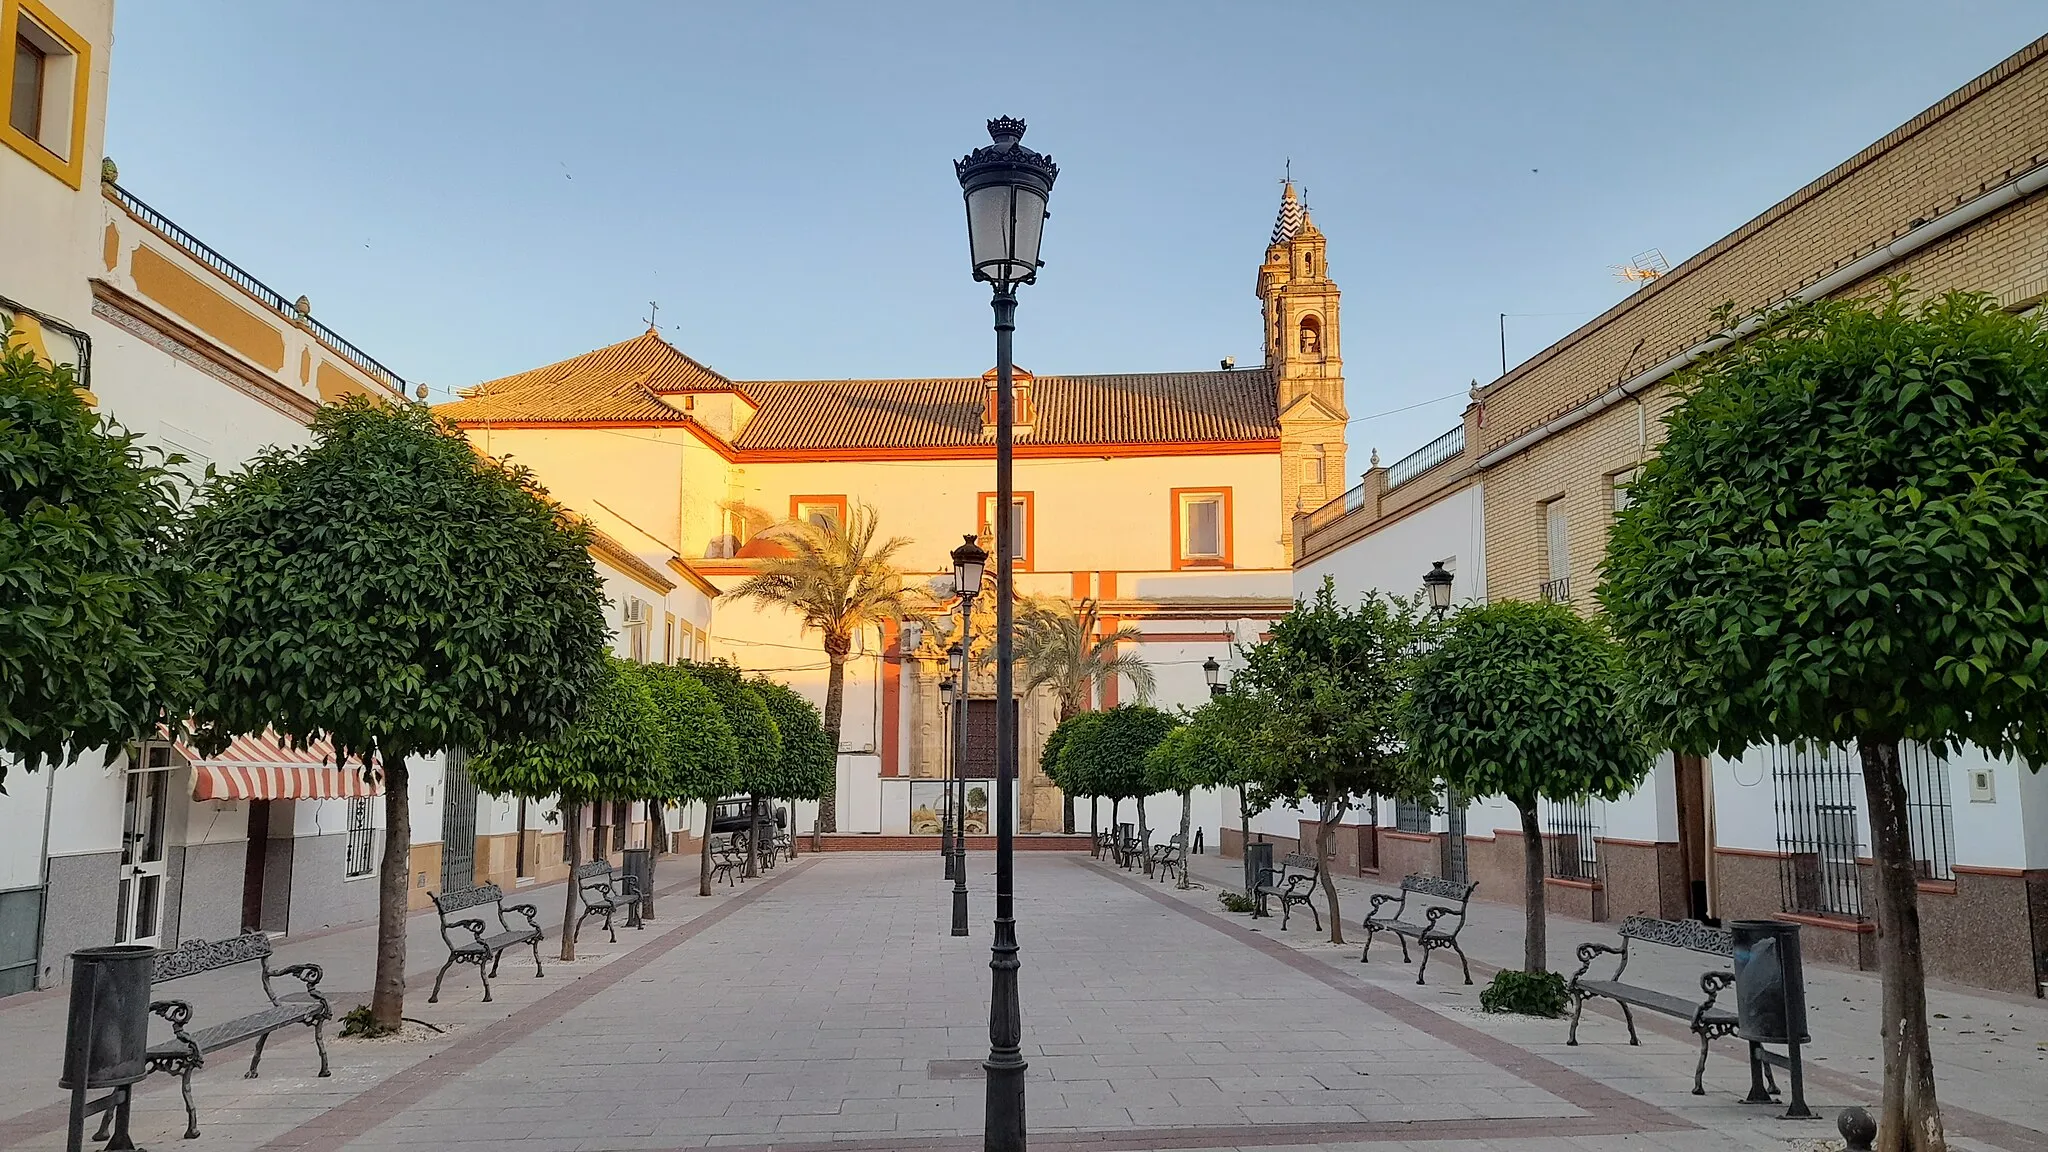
left=105, top=182, right=409, bottom=393
left=1540, top=575, right=1572, bottom=603
left=1386, top=425, right=1465, bottom=490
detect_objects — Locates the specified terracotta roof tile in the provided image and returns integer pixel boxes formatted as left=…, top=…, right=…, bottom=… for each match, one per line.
left=733, top=369, right=1280, bottom=451
left=435, top=329, right=732, bottom=424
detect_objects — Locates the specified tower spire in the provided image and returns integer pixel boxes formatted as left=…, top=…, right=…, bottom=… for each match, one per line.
left=1270, top=180, right=1304, bottom=247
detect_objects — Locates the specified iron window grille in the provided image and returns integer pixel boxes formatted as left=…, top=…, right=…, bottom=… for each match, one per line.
left=1901, top=743, right=1955, bottom=882
left=1545, top=798, right=1600, bottom=881
left=1771, top=740, right=1957, bottom=917
left=344, top=798, right=376, bottom=878
left=1394, top=798, right=1431, bottom=834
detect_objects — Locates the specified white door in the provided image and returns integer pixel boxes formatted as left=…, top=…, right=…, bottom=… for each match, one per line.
left=115, top=746, right=173, bottom=946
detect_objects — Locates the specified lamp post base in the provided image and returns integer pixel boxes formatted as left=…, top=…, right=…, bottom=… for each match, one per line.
left=983, top=914, right=1027, bottom=1150
left=951, top=881, right=970, bottom=937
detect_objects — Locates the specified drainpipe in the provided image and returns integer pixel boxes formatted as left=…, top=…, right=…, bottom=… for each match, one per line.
left=1476, top=159, right=2048, bottom=470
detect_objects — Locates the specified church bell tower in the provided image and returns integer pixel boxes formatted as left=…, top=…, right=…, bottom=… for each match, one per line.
left=1258, top=181, right=1348, bottom=549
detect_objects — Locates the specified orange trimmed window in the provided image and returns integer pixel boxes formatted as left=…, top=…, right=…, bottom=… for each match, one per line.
left=978, top=491, right=1033, bottom=570
left=790, top=494, right=847, bottom=531
left=1171, top=487, right=1232, bottom=569
left=2, top=0, right=91, bottom=188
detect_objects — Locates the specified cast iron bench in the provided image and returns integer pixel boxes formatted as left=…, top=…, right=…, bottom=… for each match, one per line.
left=1361, top=874, right=1477, bottom=985
left=1567, top=914, right=1802, bottom=1108
left=131, top=933, right=331, bottom=1141
left=1151, top=833, right=1185, bottom=882
left=711, top=837, right=748, bottom=886
left=1254, top=852, right=1323, bottom=930
left=428, top=882, right=543, bottom=1003
left=574, top=859, right=645, bottom=943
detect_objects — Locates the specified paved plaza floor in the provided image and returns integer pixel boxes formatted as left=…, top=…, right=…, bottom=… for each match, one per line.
left=0, top=850, right=2043, bottom=1151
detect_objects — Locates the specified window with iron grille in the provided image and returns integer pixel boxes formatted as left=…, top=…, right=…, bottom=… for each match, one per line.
left=1771, top=743, right=1865, bottom=918
left=1901, top=743, right=1955, bottom=882
left=1544, top=798, right=1599, bottom=880
left=344, top=798, right=376, bottom=878
left=1394, top=798, right=1431, bottom=833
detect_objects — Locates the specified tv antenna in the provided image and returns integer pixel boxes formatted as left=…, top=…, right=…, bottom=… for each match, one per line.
left=1613, top=249, right=1671, bottom=284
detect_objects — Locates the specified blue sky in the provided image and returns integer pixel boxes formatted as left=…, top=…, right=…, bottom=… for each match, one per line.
left=105, top=3, right=2045, bottom=465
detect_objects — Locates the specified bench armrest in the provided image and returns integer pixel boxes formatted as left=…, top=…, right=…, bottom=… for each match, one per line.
left=1421, top=905, right=1464, bottom=935
left=1693, top=970, right=1735, bottom=1030
left=449, top=916, right=489, bottom=944
left=1281, top=874, right=1316, bottom=896
left=501, top=902, right=542, bottom=932
left=150, top=998, right=201, bottom=1058
left=1569, top=941, right=1624, bottom=988
left=1365, top=892, right=1403, bottom=919
left=1254, top=865, right=1281, bottom=888
left=268, top=962, right=332, bottom=1018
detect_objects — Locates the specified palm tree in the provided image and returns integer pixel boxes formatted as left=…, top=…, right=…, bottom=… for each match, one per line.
left=1013, top=597, right=1155, bottom=833
left=723, top=502, right=918, bottom=832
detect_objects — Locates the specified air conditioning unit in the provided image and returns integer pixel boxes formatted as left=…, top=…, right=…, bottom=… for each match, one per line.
left=622, top=598, right=650, bottom=626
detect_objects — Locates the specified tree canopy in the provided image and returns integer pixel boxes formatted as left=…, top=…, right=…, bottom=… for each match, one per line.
left=470, top=655, right=671, bottom=806
left=751, top=677, right=835, bottom=802
left=629, top=662, right=739, bottom=804
left=1061, top=704, right=1174, bottom=803
left=1406, top=600, right=1650, bottom=812
left=0, top=342, right=217, bottom=782
left=1600, top=289, right=2048, bottom=763
left=182, top=398, right=608, bottom=765
left=688, top=661, right=783, bottom=795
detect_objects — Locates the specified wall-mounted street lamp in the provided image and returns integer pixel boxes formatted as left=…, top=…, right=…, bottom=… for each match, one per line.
left=1424, top=561, right=1455, bottom=619
left=1203, top=656, right=1225, bottom=698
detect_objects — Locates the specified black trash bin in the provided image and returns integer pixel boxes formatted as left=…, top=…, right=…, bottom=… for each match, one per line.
left=1244, top=841, right=1274, bottom=900
left=60, top=946, right=154, bottom=1091
left=620, top=847, right=654, bottom=923
left=1730, top=919, right=1812, bottom=1118
left=61, top=944, right=155, bottom=1151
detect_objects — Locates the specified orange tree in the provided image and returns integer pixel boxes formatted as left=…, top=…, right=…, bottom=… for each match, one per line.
left=1, top=341, right=216, bottom=785
left=470, top=656, right=668, bottom=961
left=630, top=663, right=739, bottom=898
left=183, top=398, right=607, bottom=1028
left=1600, top=290, right=2048, bottom=1152
left=688, top=661, right=781, bottom=874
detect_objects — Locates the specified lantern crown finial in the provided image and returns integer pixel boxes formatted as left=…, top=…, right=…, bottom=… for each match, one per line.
left=986, top=116, right=1027, bottom=146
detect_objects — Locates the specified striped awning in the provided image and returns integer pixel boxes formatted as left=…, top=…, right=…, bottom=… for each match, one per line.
left=176, top=731, right=383, bottom=801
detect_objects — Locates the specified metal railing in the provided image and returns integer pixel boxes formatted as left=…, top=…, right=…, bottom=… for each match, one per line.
left=1540, top=575, right=1572, bottom=603
left=104, top=182, right=409, bottom=393
left=1902, top=743, right=1956, bottom=882
left=1545, top=799, right=1599, bottom=880
left=1386, top=425, right=1466, bottom=489
left=344, top=799, right=376, bottom=878
left=1771, top=743, right=1865, bottom=918
left=1394, top=798, right=1431, bottom=833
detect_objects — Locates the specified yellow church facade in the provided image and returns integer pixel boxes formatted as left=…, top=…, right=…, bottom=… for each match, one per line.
left=439, top=186, right=1347, bottom=836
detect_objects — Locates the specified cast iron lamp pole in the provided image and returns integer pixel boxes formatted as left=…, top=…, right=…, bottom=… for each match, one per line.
left=957, top=115, right=1056, bottom=1152
left=940, top=676, right=956, bottom=879
left=950, top=537, right=985, bottom=939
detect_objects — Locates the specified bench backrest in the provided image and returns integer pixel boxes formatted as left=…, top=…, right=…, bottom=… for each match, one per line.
left=1399, top=874, right=1477, bottom=904
left=1618, top=915, right=1733, bottom=957
left=1280, top=852, right=1320, bottom=877
left=152, top=933, right=272, bottom=984
left=575, top=860, right=614, bottom=883
left=433, top=883, right=505, bottom=916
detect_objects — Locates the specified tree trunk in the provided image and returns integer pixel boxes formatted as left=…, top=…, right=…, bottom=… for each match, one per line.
left=1240, top=791, right=1252, bottom=895
left=1177, top=789, right=1193, bottom=890
left=1089, top=796, right=1100, bottom=859
left=1518, top=798, right=1546, bottom=973
left=1137, top=795, right=1151, bottom=876
left=369, top=750, right=410, bottom=1031
left=818, top=647, right=848, bottom=833
left=745, top=794, right=762, bottom=879
left=698, top=800, right=713, bottom=897
left=1860, top=738, right=1946, bottom=1152
left=1318, top=799, right=1347, bottom=945
left=644, top=803, right=664, bottom=919
left=560, top=802, right=582, bottom=962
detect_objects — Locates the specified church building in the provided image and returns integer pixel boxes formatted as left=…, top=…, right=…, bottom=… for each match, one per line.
left=436, top=184, right=1348, bottom=838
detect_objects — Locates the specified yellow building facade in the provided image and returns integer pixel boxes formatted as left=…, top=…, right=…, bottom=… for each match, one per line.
left=440, top=187, right=1347, bottom=835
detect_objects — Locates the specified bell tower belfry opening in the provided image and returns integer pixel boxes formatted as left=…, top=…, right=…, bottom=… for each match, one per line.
left=1258, top=180, right=1348, bottom=547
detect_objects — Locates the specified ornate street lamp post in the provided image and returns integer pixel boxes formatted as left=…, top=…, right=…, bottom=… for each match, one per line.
left=1203, top=656, right=1225, bottom=698
left=956, top=116, right=1056, bottom=1152
left=940, top=676, right=956, bottom=880
left=1424, top=561, right=1455, bottom=620
left=950, top=535, right=985, bottom=940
